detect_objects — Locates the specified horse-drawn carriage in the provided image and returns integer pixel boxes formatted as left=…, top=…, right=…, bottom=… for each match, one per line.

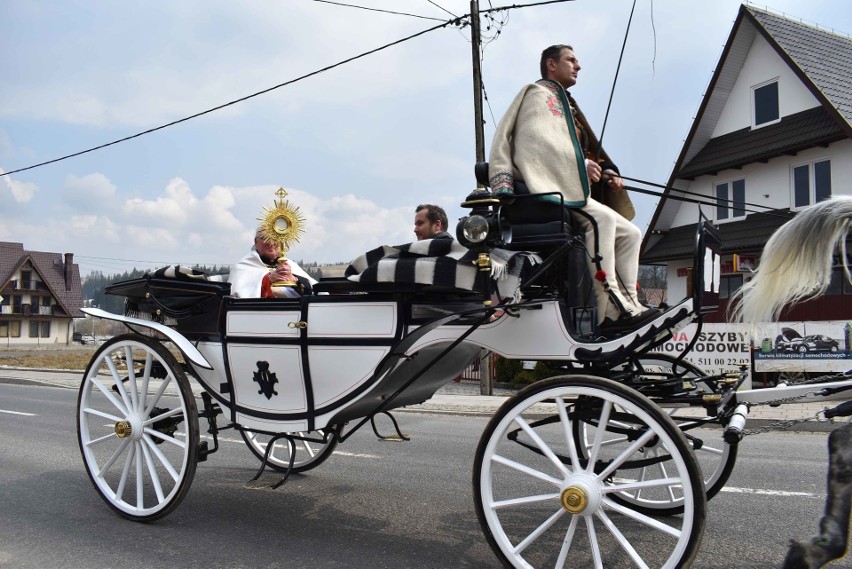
left=77, top=178, right=852, bottom=568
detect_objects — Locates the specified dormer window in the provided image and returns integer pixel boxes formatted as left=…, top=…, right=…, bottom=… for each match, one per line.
left=752, top=79, right=779, bottom=127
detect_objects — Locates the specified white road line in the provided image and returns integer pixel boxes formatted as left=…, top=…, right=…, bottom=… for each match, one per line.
left=0, top=409, right=36, bottom=416
left=720, top=486, right=818, bottom=498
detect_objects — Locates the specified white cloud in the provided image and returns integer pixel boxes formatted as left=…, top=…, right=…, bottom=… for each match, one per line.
left=0, top=170, right=37, bottom=204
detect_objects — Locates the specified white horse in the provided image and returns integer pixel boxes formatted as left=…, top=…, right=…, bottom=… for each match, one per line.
left=729, top=195, right=852, bottom=569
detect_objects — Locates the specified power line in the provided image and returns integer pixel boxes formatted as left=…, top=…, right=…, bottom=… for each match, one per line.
left=425, top=0, right=458, bottom=18
left=311, top=0, right=444, bottom=21
left=1, top=19, right=457, bottom=178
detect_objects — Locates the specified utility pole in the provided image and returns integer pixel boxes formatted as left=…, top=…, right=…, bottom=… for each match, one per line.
left=470, top=0, right=494, bottom=395
left=470, top=0, right=486, bottom=169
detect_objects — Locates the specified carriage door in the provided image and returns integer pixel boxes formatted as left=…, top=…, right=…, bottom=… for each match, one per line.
left=225, top=300, right=310, bottom=432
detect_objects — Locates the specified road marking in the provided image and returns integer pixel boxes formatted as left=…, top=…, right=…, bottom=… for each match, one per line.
left=720, top=486, right=817, bottom=498
left=0, top=409, right=36, bottom=417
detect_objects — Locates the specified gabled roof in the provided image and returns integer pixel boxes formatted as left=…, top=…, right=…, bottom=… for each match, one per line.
left=0, top=241, right=85, bottom=318
left=641, top=5, right=852, bottom=254
left=643, top=209, right=793, bottom=263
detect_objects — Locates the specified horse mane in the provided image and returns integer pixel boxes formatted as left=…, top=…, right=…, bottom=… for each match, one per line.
left=729, top=195, right=852, bottom=325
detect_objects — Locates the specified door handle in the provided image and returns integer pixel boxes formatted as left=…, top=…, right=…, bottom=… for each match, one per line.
left=288, top=321, right=307, bottom=329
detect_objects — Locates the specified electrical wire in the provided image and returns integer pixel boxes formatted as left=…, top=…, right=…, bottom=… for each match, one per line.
left=425, top=0, right=458, bottom=18
left=311, top=0, right=444, bottom=21
left=1, top=19, right=457, bottom=178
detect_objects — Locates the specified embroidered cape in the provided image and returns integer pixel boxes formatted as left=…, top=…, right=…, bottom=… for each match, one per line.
left=489, top=79, right=635, bottom=220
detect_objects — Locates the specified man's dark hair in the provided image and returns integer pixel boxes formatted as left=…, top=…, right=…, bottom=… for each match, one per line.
left=540, top=44, right=573, bottom=79
left=416, top=204, right=448, bottom=232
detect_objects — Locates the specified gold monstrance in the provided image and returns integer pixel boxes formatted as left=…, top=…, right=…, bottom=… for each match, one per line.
left=257, top=187, right=306, bottom=288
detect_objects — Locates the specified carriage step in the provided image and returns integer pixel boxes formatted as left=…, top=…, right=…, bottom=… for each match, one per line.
left=197, top=441, right=210, bottom=462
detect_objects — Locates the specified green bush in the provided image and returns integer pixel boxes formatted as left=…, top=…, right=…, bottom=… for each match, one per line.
left=495, top=357, right=557, bottom=387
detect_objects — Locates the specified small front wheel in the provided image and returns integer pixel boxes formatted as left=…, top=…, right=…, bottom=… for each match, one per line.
left=77, top=334, right=199, bottom=522
left=474, top=375, right=705, bottom=569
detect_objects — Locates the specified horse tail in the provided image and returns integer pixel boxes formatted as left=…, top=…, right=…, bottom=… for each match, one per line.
left=730, top=195, right=852, bottom=325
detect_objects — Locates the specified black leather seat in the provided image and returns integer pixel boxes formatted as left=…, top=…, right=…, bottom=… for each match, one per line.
left=474, top=162, right=578, bottom=251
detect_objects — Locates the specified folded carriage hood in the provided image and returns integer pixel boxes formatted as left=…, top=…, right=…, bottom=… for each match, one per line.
left=81, top=307, right=213, bottom=370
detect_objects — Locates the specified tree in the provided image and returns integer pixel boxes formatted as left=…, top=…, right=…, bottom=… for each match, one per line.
left=638, top=264, right=667, bottom=306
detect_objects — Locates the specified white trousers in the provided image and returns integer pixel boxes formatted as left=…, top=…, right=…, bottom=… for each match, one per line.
left=571, top=197, right=643, bottom=323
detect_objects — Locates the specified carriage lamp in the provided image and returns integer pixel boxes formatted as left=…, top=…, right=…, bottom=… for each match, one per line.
left=258, top=187, right=306, bottom=289
left=456, top=189, right=511, bottom=249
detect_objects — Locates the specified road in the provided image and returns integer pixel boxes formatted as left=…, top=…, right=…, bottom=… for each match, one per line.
left=0, top=382, right=840, bottom=569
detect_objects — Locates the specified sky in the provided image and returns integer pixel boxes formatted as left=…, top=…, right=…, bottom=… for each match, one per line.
left=2, top=0, right=851, bottom=277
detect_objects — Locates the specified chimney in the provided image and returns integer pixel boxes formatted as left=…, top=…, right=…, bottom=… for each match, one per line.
left=65, top=253, right=73, bottom=290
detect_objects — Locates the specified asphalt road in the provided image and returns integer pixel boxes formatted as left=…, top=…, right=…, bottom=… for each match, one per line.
left=0, top=382, right=841, bottom=569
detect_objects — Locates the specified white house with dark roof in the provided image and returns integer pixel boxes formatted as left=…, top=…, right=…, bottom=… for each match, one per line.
left=0, top=242, right=85, bottom=346
left=641, top=4, right=852, bottom=323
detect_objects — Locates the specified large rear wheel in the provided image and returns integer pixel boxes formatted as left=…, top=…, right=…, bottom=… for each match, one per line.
left=77, top=334, right=199, bottom=522
left=474, top=375, right=705, bottom=569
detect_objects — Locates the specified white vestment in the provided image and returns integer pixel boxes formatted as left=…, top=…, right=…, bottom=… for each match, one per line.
left=229, top=247, right=316, bottom=298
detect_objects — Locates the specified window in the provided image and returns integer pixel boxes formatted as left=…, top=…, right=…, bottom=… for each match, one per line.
left=828, top=268, right=852, bottom=296
left=21, top=270, right=32, bottom=290
left=715, top=179, right=746, bottom=221
left=12, top=295, right=22, bottom=313
left=0, top=322, right=6, bottom=337
left=41, top=321, right=50, bottom=338
left=792, top=160, right=832, bottom=208
left=753, top=80, right=779, bottom=127
left=30, top=296, right=39, bottom=312
left=6, top=321, right=21, bottom=337
left=719, top=274, right=744, bottom=300
left=29, top=321, right=39, bottom=338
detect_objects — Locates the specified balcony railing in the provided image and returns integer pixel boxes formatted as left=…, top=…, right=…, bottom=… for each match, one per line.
left=0, top=306, right=12, bottom=315
left=37, top=306, right=53, bottom=316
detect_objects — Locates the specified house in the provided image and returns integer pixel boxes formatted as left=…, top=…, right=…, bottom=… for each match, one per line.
left=641, top=5, right=852, bottom=323
left=0, top=242, right=85, bottom=346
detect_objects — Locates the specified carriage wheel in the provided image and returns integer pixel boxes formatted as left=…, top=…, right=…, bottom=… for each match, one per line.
left=241, top=426, right=340, bottom=473
left=474, top=375, right=705, bottom=569
left=587, top=353, right=737, bottom=516
left=77, top=333, right=199, bottom=522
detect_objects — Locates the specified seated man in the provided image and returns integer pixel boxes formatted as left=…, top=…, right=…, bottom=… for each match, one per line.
left=229, top=229, right=316, bottom=298
left=488, top=43, right=658, bottom=336
left=414, top=204, right=453, bottom=241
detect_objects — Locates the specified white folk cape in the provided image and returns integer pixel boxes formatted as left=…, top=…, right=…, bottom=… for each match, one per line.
left=229, top=248, right=316, bottom=298
left=488, top=80, right=590, bottom=207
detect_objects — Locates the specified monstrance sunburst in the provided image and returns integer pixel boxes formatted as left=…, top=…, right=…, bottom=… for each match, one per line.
left=257, top=187, right=306, bottom=286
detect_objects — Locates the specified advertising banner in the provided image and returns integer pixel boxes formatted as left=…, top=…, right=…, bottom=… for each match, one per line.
left=655, top=321, right=852, bottom=376
left=655, top=323, right=751, bottom=376
left=752, top=321, right=852, bottom=373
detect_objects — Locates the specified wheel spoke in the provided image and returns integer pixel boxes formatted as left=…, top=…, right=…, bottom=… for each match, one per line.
left=142, top=435, right=180, bottom=482
left=142, top=406, right=183, bottom=426
left=140, top=437, right=165, bottom=502
left=595, top=428, right=656, bottom=481
left=139, top=352, right=153, bottom=413
left=586, top=516, right=603, bottom=568
left=604, top=477, right=683, bottom=494
left=596, top=509, right=651, bottom=569
left=143, top=427, right=187, bottom=449
left=143, top=374, right=174, bottom=418
left=90, top=376, right=129, bottom=416
left=555, top=515, right=580, bottom=569
left=513, top=506, right=566, bottom=555
left=106, top=354, right=134, bottom=413
left=82, top=406, right=123, bottom=423
left=602, top=497, right=682, bottom=537
left=115, top=443, right=136, bottom=503
left=491, top=453, right=563, bottom=487
left=514, top=416, right=570, bottom=477
left=492, top=493, right=561, bottom=509
left=556, top=397, right=582, bottom=473
left=96, top=438, right=131, bottom=478
left=136, top=441, right=144, bottom=509
left=585, top=401, right=613, bottom=471
left=123, top=346, right=140, bottom=413
left=85, top=431, right=119, bottom=447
